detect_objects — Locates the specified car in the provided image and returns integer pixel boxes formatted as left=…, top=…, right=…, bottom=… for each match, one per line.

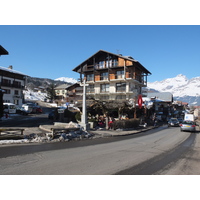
left=16, top=107, right=30, bottom=115
left=177, top=118, right=183, bottom=124
left=48, top=110, right=55, bottom=120
left=180, top=121, right=199, bottom=132
left=168, top=118, right=180, bottom=127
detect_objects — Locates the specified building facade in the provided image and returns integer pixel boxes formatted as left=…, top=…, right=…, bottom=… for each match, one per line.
left=73, top=50, right=151, bottom=103
left=55, top=84, right=69, bottom=101
left=0, top=66, right=27, bottom=106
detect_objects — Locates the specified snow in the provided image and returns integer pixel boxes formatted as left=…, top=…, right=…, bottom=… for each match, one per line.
left=0, top=66, right=26, bottom=76
left=147, top=74, right=200, bottom=98
left=55, top=77, right=77, bottom=84
left=23, top=89, right=47, bottom=101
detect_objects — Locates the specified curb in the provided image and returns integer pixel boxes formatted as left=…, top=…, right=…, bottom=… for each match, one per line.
left=89, top=126, right=158, bottom=138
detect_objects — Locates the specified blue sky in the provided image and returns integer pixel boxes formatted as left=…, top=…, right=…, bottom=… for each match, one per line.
left=1, top=25, right=200, bottom=82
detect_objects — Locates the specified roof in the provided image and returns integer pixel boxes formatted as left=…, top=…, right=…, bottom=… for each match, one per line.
left=73, top=49, right=151, bottom=74
left=65, top=83, right=80, bottom=90
left=146, top=92, right=173, bottom=102
left=0, top=66, right=27, bottom=76
left=0, top=45, right=8, bottom=55
left=55, top=84, right=70, bottom=90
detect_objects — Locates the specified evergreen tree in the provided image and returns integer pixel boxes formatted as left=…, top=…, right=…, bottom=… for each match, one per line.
left=46, top=83, right=56, bottom=102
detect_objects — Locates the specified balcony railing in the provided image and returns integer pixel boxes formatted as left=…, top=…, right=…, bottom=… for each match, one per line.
left=85, top=73, right=147, bottom=85
left=1, top=82, right=24, bottom=89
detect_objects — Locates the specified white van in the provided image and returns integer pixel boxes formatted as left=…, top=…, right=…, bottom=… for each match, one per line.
left=3, top=103, right=17, bottom=114
left=184, top=114, right=195, bottom=122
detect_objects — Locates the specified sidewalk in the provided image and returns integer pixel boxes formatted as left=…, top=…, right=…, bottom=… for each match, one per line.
left=88, top=126, right=156, bottom=137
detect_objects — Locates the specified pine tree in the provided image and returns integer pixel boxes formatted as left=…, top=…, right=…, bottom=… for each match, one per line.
left=46, top=83, right=56, bottom=102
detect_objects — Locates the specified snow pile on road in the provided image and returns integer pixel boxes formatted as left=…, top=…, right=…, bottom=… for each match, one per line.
left=0, top=139, right=30, bottom=145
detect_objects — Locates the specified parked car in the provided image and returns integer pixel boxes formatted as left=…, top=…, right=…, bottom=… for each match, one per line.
left=168, top=118, right=180, bottom=127
left=35, top=106, right=43, bottom=114
left=3, top=103, right=17, bottom=114
left=48, top=110, right=55, bottom=120
left=177, top=118, right=183, bottom=124
left=16, top=107, right=30, bottom=115
left=180, top=121, right=199, bottom=132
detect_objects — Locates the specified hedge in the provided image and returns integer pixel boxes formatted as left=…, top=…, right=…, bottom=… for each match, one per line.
left=113, top=119, right=140, bottom=130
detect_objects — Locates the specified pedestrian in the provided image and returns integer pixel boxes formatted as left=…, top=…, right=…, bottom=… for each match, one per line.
left=108, top=117, right=115, bottom=130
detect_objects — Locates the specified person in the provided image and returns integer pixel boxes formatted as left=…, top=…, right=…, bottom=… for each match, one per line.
left=108, top=117, right=115, bottom=130
left=98, top=117, right=105, bottom=128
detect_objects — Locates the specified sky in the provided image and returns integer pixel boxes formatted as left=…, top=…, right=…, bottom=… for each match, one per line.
left=1, top=25, right=200, bottom=83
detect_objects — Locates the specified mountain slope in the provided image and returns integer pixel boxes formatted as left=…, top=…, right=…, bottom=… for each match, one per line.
left=55, top=77, right=77, bottom=83
left=147, top=74, right=200, bottom=105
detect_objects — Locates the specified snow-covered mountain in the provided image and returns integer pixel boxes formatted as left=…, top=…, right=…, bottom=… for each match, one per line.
left=147, top=74, right=200, bottom=105
left=55, top=77, right=77, bottom=84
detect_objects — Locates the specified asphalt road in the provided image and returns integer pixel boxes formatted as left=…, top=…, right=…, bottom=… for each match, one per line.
left=0, top=125, right=196, bottom=175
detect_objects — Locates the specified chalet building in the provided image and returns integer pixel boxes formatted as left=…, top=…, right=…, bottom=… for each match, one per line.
left=55, top=84, right=69, bottom=100
left=65, top=83, right=83, bottom=103
left=54, top=83, right=83, bottom=105
left=73, top=50, right=151, bottom=103
left=0, top=66, right=27, bottom=106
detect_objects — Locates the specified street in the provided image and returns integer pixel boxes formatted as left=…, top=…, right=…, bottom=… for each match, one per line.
left=0, top=124, right=198, bottom=175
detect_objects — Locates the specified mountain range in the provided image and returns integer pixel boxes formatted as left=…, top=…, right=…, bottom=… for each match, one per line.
left=147, top=74, right=200, bottom=105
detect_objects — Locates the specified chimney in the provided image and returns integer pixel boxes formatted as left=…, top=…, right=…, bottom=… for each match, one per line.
left=8, top=65, right=13, bottom=70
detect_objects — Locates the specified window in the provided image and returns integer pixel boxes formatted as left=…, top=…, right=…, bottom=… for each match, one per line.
left=100, top=95, right=109, bottom=100
left=100, top=84, right=109, bottom=93
left=113, top=59, right=118, bottom=67
left=100, top=72, right=108, bottom=80
left=14, top=90, right=19, bottom=95
left=87, top=85, right=94, bottom=93
left=99, top=61, right=104, bottom=69
left=2, top=79, right=11, bottom=87
left=116, top=70, right=124, bottom=79
left=86, top=74, right=94, bottom=82
left=106, top=60, right=112, bottom=68
left=116, top=95, right=126, bottom=100
left=13, top=81, right=21, bottom=88
left=116, top=82, right=126, bottom=92
left=14, top=99, right=19, bottom=105
left=4, top=89, right=11, bottom=94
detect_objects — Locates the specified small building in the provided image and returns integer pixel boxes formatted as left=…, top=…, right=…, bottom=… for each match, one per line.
left=147, top=92, right=173, bottom=110
left=146, top=92, right=173, bottom=120
left=66, top=83, right=83, bottom=103
left=0, top=65, right=27, bottom=106
left=55, top=84, right=69, bottom=101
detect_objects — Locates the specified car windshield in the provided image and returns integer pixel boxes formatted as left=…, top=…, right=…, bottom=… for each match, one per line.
left=182, top=121, right=195, bottom=125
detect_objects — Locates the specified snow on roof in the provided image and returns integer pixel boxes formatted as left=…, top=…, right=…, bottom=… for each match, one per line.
left=0, top=66, right=27, bottom=76
left=146, top=92, right=173, bottom=102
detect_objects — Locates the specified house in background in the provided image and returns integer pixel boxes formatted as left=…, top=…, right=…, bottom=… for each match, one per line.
left=55, top=84, right=69, bottom=101
left=65, top=83, right=83, bottom=103
left=54, top=83, right=83, bottom=105
left=73, top=50, right=152, bottom=104
left=0, top=65, right=27, bottom=106
left=146, top=92, right=174, bottom=120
